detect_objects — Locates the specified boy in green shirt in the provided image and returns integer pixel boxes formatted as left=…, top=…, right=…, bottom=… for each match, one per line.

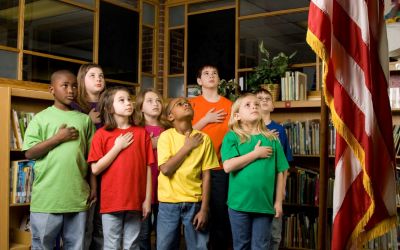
left=23, top=70, right=96, bottom=250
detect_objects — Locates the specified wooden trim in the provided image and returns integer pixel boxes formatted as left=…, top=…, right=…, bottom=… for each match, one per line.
left=143, top=23, right=155, bottom=29
left=163, top=5, right=171, bottom=98
left=0, top=78, right=49, bottom=91
left=12, top=88, right=53, bottom=100
left=138, top=0, right=143, bottom=91
left=23, top=50, right=89, bottom=64
left=101, top=0, right=139, bottom=12
left=152, top=1, right=159, bottom=89
left=0, top=87, right=11, bottom=250
left=168, top=25, right=185, bottom=30
left=105, top=78, right=139, bottom=86
left=17, top=0, right=25, bottom=80
left=235, top=0, right=239, bottom=83
left=238, top=7, right=309, bottom=20
left=292, top=62, right=317, bottom=68
left=0, top=45, right=19, bottom=53
left=142, top=72, right=156, bottom=77
left=93, top=0, right=100, bottom=63
left=167, top=73, right=185, bottom=77
left=238, top=68, right=254, bottom=72
left=59, top=0, right=95, bottom=10
left=187, top=5, right=236, bottom=16
left=183, top=4, right=188, bottom=96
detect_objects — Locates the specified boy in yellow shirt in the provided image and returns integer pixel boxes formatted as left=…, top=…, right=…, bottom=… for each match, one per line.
left=157, top=97, right=219, bottom=250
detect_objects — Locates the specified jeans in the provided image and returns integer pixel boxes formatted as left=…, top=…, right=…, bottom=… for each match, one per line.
left=102, top=211, right=142, bottom=250
left=31, top=211, right=87, bottom=250
left=157, top=202, right=208, bottom=250
left=209, top=170, right=231, bottom=250
left=268, top=217, right=282, bottom=250
left=85, top=201, right=104, bottom=250
left=228, top=208, right=273, bottom=250
left=139, top=204, right=158, bottom=250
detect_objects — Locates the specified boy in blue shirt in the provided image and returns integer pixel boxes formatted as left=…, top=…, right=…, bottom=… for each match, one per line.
left=255, top=88, right=293, bottom=250
left=23, top=70, right=96, bottom=250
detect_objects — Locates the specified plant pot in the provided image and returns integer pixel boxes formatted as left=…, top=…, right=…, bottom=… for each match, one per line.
left=260, top=83, right=280, bottom=101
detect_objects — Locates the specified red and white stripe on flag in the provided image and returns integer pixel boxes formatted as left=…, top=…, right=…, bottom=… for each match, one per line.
left=306, top=0, right=397, bottom=249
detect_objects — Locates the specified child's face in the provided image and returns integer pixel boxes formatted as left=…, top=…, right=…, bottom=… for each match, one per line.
left=256, top=92, right=274, bottom=113
left=197, top=67, right=220, bottom=89
left=50, top=73, right=77, bottom=110
left=234, top=95, right=261, bottom=123
left=168, top=98, right=193, bottom=121
left=112, top=90, right=133, bottom=117
left=84, top=67, right=105, bottom=96
left=142, top=91, right=162, bottom=118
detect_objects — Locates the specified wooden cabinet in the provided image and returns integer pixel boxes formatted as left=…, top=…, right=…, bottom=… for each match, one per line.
left=0, top=79, right=53, bottom=250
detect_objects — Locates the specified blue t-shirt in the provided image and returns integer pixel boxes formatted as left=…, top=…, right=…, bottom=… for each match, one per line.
left=267, top=120, right=293, bottom=162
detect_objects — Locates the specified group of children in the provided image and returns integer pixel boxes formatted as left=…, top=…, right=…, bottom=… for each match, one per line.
left=23, top=64, right=292, bottom=250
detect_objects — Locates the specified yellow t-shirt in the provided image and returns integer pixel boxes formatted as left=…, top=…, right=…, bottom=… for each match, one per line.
left=157, top=128, right=219, bottom=202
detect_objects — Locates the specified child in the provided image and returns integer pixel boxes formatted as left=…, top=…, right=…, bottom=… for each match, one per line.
left=189, top=64, right=232, bottom=250
left=134, top=89, right=169, bottom=250
left=72, top=63, right=106, bottom=250
left=73, top=63, right=106, bottom=129
left=255, top=88, right=293, bottom=250
left=88, top=86, right=154, bottom=249
left=23, top=70, right=96, bottom=249
left=157, top=97, right=219, bottom=250
left=221, top=93, right=289, bottom=250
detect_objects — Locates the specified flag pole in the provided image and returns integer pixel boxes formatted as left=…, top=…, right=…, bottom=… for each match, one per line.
left=318, top=76, right=329, bottom=250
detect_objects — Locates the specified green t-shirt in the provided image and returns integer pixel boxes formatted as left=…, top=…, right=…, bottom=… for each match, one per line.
left=221, top=131, right=289, bottom=214
left=22, top=106, right=95, bottom=213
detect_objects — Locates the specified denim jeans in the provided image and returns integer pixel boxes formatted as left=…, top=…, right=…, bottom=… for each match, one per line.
left=209, top=170, right=231, bottom=250
left=228, top=208, right=273, bottom=250
left=139, top=204, right=158, bottom=250
left=102, top=211, right=142, bottom=250
left=268, top=217, right=282, bottom=250
left=157, top=202, right=209, bottom=250
left=31, top=211, right=87, bottom=250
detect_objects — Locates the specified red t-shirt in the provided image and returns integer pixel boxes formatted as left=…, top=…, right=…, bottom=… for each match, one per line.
left=190, top=95, right=232, bottom=170
left=88, top=126, right=155, bottom=213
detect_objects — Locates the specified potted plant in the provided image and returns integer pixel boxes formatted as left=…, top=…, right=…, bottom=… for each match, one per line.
left=218, top=78, right=240, bottom=101
left=246, top=41, right=296, bottom=100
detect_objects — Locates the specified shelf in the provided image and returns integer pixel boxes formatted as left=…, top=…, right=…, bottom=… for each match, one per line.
left=274, top=100, right=321, bottom=109
left=9, top=203, right=30, bottom=207
left=293, top=154, right=335, bottom=158
left=10, top=242, right=30, bottom=250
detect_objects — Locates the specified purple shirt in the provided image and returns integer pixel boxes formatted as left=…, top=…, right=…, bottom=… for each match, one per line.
left=70, top=101, right=103, bottom=129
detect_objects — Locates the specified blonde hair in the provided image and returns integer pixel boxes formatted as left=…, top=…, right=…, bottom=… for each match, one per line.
left=98, top=86, right=133, bottom=131
left=228, top=93, right=276, bottom=143
left=77, top=63, right=104, bottom=113
left=134, top=89, right=169, bottom=128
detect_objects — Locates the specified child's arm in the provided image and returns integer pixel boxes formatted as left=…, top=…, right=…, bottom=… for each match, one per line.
left=142, top=166, right=152, bottom=220
left=193, top=108, right=227, bottom=130
left=88, top=171, right=97, bottom=207
left=274, top=172, right=284, bottom=218
left=223, top=140, right=272, bottom=173
left=159, top=132, right=203, bottom=176
left=91, top=132, right=133, bottom=175
left=193, top=169, right=211, bottom=230
left=25, top=124, right=78, bottom=160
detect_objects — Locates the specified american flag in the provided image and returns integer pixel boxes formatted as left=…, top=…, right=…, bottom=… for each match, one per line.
left=306, top=0, right=397, bottom=249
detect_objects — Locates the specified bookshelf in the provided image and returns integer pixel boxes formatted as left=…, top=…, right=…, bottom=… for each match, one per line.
left=0, top=79, right=53, bottom=250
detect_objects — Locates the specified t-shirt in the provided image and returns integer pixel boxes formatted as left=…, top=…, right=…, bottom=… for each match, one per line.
left=22, top=106, right=95, bottom=213
left=267, top=120, right=293, bottom=162
left=71, top=101, right=103, bottom=129
left=88, top=126, right=155, bottom=213
left=157, top=128, right=219, bottom=203
left=144, top=125, right=164, bottom=204
left=190, top=95, right=232, bottom=170
left=221, top=131, right=289, bottom=214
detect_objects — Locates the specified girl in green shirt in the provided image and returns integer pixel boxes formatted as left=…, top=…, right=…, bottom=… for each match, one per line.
left=221, top=93, right=289, bottom=250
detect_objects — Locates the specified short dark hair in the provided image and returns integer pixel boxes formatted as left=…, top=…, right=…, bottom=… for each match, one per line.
left=254, top=88, right=272, bottom=97
left=50, top=70, right=75, bottom=85
left=196, top=64, right=219, bottom=79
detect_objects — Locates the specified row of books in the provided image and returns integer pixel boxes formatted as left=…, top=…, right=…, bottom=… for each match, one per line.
left=282, top=120, right=336, bottom=156
left=392, top=125, right=400, bottom=156
left=10, top=160, right=35, bottom=204
left=281, top=213, right=318, bottom=249
left=363, top=227, right=398, bottom=250
left=280, top=71, right=308, bottom=101
left=10, top=109, right=35, bottom=150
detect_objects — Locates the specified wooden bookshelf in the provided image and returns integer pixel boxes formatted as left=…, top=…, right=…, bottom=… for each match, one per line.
left=0, top=80, right=53, bottom=250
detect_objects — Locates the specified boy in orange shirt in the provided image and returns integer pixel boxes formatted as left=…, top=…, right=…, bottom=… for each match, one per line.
left=190, top=64, right=232, bottom=250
